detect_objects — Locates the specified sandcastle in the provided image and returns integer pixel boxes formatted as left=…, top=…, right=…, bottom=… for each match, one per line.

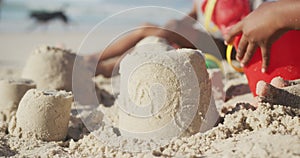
left=0, top=78, right=36, bottom=121
left=133, top=36, right=173, bottom=52
left=22, top=46, right=97, bottom=105
left=117, top=38, right=219, bottom=140
left=12, top=89, right=73, bottom=141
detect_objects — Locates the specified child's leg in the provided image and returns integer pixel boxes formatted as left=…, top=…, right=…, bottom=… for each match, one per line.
left=86, top=23, right=162, bottom=62
left=85, top=23, right=174, bottom=77
left=95, top=56, right=122, bottom=78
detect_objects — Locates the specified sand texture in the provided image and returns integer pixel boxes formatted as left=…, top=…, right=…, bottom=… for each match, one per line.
left=22, top=46, right=97, bottom=105
left=0, top=63, right=299, bottom=157
left=0, top=78, right=36, bottom=123
left=118, top=47, right=218, bottom=140
left=10, top=89, right=73, bottom=141
left=0, top=38, right=299, bottom=157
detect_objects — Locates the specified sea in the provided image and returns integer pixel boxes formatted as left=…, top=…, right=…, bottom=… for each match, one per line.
left=0, top=0, right=192, bottom=33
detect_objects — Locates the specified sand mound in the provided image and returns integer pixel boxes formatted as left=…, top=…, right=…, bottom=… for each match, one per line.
left=0, top=43, right=299, bottom=157
left=0, top=74, right=299, bottom=157
left=10, top=89, right=73, bottom=141
left=118, top=48, right=218, bottom=140
left=156, top=103, right=300, bottom=157
left=22, top=46, right=97, bottom=105
left=0, top=78, right=35, bottom=123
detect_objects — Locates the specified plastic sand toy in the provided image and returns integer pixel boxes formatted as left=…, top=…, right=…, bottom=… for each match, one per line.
left=203, top=0, right=300, bottom=95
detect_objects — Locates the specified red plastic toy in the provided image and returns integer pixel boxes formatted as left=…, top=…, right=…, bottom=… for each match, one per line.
left=202, top=0, right=300, bottom=95
left=233, top=32, right=300, bottom=95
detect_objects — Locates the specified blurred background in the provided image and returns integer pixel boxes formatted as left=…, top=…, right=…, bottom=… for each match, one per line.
left=0, top=0, right=191, bottom=32
left=0, top=0, right=192, bottom=65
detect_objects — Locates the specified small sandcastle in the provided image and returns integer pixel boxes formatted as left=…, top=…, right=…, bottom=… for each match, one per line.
left=1, top=46, right=93, bottom=141
left=117, top=37, right=219, bottom=140
left=0, top=78, right=36, bottom=121
left=1, top=40, right=219, bottom=144
left=11, top=89, right=73, bottom=141
left=22, top=45, right=97, bottom=105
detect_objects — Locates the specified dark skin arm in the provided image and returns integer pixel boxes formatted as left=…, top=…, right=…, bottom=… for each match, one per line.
left=85, top=1, right=199, bottom=77
left=89, top=1, right=198, bottom=62
left=224, top=0, right=300, bottom=73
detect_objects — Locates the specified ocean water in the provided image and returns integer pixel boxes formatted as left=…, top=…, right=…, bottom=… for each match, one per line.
left=0, top=0, right=192, bottom=32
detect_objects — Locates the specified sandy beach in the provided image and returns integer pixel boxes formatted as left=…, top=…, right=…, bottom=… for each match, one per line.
left=0, top=29, right=299, bottom=157
left=0, top=31, right=114, bottom=66
left=0, top=0, right=300, bottom=156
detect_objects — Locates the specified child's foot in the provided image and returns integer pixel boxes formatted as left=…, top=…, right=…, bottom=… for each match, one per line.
left=270, top=76, right=300, bottom=88
left=256, top=77, right=300, bottom=108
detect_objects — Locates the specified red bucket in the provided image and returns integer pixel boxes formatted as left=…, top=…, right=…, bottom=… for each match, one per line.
left=201, top=0, right=300, bottom=95
left=233, top=30, right=300, bottom=96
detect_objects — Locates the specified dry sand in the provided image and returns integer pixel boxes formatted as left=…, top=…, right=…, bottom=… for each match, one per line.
left=11, top=89, right=73, bottom=141
left=0, top=33, right=299, bottom=157
left=0, top=30, right=144, bottom=65
left=0, top=63, right=299, bottom=157
left=118, top=47, right=216, bottom=140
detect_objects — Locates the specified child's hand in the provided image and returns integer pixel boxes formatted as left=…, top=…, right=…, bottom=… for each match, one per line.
left=224, top=2, right=287, bottom=73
